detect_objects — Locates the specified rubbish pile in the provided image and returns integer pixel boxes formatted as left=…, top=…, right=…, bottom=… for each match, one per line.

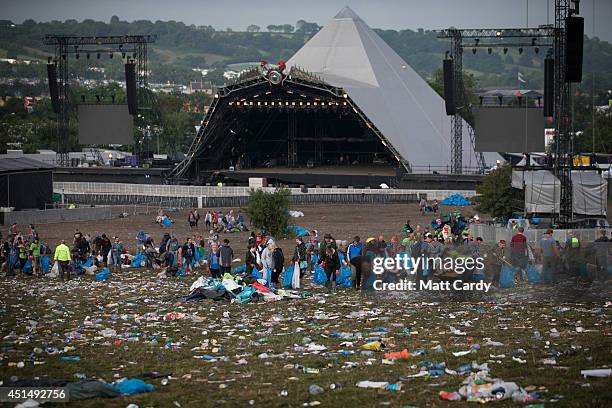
left=186, top=273, right=312, bottom=303
left=430, top=210, right=469, bottom=240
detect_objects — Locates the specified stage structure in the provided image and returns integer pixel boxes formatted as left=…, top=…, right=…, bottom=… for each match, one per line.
left=170, top=7, right=495, bottom=184
left=167, top=63, right=407, bottom=182
left=436, top=27, right=555, bottom=174
left=437, top=0, right=582, bottom=227
left=43, top=35, right=156, bottom=166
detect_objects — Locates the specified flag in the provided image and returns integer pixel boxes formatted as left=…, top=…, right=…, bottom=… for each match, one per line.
left=518, top=72, right=527, bottom=84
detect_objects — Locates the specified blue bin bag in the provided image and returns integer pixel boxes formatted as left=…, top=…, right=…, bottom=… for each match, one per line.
left=310, top=254, right=318, bottom=265
left=236, top=286, right=256, bottom=303
left=313, top=265, right=327, bottom=285
left=131, top=252, right=145, bottom=268
left=176, top=267, right=186, bottom=277
left=95, top=267, right=109, bottom=281
left=283, top=264, right=294, bottom=289
left=250, top=269, right=263, bottom=280
left=500, top=265, right=515, bottom=288
left=113, top=378, right=155, bottom=395
left=265, top=267, right=272, bottom=287
left=527, top=264, right=541, bottom=283
left=21, top=259, right=32, bottom=272
left=162, top=217, right=172, bottom=227
left=41, top=255, right=51, bottom=273
left=233, top=265, right=246, bottom=274
left=336, top=265, right=352, bottom=288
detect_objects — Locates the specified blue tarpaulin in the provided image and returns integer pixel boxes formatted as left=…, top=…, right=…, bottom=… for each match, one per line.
left=440, top=194, right=472, bottom=206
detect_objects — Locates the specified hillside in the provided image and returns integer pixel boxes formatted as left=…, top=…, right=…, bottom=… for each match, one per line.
left=1, top=17, right=612, bottom=101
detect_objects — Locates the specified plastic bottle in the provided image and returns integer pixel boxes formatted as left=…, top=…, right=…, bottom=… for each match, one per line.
left=386, top=383, right=402, bottom=391
left=491, top=382, right=520, bottom=400
left=309, top=384, right=324, bottom=395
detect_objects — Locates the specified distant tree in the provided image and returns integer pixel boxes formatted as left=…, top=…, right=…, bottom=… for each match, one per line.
left=473, top=164, right=513, bottom=219
left=267, top=24, right=280, bottom=32
left=246, top=24, right=260, bottom=33
left=281, top=24, right=295, bottom=33
left=110, top=15, right=120, bottom=24
left=204, top=68, right=226, bottom=86
left=295, top=20, right=320, bottom=34
left=226, top=27, right=233, bottom=32
left=245, top=188, right=291, bottom=237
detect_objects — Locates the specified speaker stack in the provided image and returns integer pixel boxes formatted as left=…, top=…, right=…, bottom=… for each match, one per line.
left=443, top=58, right=455, bottom=115
left=565, top=16, right=584, bottom=83
left=543, top=57, right=554, bottom=117
left=47, top=63, right=60, bottom=114
left=124, top=62, right=137, bottom=115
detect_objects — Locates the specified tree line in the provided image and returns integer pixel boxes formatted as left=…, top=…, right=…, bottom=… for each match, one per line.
left=1, top=17, right=612, bottom=95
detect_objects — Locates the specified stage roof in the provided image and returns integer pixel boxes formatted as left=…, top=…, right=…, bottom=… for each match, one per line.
left=288, top=6, right=497, bottom=171
left=0, top=157, right=55, bottom=173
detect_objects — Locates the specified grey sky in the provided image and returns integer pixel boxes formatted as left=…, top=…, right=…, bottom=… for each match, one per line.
left=2, top=0, right=611, bottom=42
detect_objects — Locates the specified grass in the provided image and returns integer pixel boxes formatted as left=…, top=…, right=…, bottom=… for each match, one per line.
left=1, top=270, right=611, bottom=407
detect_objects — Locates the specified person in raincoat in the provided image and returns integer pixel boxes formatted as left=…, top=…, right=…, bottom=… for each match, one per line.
left=322, top=244, right=340, bottom=292
left=271, top=245, right=284, bottom=289
left=292, top=237, right=307, bottom=278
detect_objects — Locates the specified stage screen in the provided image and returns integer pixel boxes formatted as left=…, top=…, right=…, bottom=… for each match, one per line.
left=474, top=107, right=545, bottom=153
left=78, top=105, right=134, bottom=145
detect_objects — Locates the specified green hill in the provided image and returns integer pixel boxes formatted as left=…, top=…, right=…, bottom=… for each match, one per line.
left=1, top=16, right=612, bottom=101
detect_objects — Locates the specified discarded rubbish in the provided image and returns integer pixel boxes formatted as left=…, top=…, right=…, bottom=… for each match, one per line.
left=581, top=368, right=612, bottom=378
left=356, top=381, right=389, bottom=389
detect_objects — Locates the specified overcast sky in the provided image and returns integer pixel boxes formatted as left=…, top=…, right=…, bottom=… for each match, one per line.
left=2, top=0, right=611, bottom=42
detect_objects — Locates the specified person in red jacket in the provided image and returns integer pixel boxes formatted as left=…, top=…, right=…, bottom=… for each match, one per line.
left=510, top=226, right=528, bottom=281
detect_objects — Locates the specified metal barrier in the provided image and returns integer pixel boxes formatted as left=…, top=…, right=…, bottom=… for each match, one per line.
left=63, top=192, right=419, bottom=208
left=54, top=181, right=475, bottom=201
left=471, top=223, right=610, bottom=247
left=0, top=207, right=112, bottom=225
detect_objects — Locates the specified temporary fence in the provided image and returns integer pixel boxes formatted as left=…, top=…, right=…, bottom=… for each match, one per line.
left=470, top=223, right=609, bottom=247
left=0, top=206, right=112, bottom=225
left=54, top=181, right=475, bottom=202
left=63, top=192, right=420, bottom=208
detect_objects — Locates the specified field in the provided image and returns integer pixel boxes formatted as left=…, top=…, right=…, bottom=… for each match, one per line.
left=1, top=204, right=611, bottom=407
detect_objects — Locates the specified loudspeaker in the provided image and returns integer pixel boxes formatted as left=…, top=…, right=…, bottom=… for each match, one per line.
left=47, top=63, right=60, bottom=114
left=443, top=59, right=455, bottom=115
left=543, top=57, right=554, bottom=117
left=565, top=16, right=584, bottom=83
left=124, top=62, right=137, bottom=115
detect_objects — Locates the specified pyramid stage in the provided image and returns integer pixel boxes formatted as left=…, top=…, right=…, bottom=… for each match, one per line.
left=168, top=7, right=496, bottom=186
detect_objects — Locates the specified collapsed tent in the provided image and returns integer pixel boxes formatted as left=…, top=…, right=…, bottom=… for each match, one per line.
left=287, top=6, right=499, bottom=170
left=512, top=170, right=607, bottom=215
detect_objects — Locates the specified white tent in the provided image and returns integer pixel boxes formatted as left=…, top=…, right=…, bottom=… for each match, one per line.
left=512, top=169, right=607, bottom=215
left=287, top=6, right=499, bottom=171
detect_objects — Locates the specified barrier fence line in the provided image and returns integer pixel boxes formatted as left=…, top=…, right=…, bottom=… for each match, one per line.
left=470, top=224, right=610, bottom=247
left=63, top=192, right=421, bottom=208
left=54, top=181, right=476, bottom=201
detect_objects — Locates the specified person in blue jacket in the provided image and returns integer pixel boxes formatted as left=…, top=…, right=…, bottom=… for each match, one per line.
left=208, top=242, right=220, bottom=279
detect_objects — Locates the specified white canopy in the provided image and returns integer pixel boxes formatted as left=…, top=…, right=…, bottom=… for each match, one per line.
left=512, top=170, right=607, bottom=215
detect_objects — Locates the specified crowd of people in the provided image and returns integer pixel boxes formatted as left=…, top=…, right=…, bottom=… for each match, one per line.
left=1, top=210, right=609, bottom=288
left=156, top=209, right=248, bottom=234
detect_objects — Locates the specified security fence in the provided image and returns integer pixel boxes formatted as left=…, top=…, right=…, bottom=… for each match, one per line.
left=471, top=223, right=609, bottom=247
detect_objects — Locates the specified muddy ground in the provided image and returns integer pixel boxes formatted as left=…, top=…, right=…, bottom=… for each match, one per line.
left=1, top=204, right=611, bottom=407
